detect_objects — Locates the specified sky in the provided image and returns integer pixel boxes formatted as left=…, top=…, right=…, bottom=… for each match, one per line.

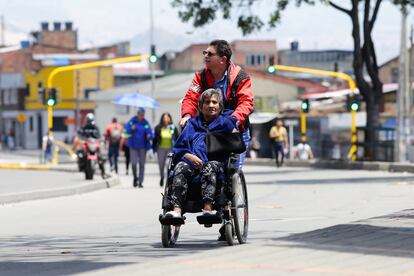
left=0, top=0, right=409, bottom=64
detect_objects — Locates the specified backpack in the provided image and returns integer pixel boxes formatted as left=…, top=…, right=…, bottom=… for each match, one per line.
left=110, top=125, right=122, bottom=143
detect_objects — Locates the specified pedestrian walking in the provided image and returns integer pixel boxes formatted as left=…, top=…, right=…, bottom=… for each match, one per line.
left=179, top=39, right=254, bottom=169
left=7, top=129, right=15, bottom=150
left=121, top=136, right=130, bottom=175
left=269, top=119, right=288, bottom=167
left=124, top=108, right=153, bottom=188
left=105, top=117, right=123, bottom=174
left=294, top=142, right=314, bottom=160
left=42, top=130, right=54, bottom=163
left=153, top=112, right=180, bottom=187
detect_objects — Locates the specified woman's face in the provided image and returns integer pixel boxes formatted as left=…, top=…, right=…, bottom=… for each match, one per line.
left=162, top=114, right=170, bottom=126
left=201, top=94, right=220, bottom=121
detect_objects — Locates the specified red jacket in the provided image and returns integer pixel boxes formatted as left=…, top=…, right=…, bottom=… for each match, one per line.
left=181, top=63, right=254, bottom=130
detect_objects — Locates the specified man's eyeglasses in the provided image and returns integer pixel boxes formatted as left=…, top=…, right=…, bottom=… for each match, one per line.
left=202, top=50, right=218, bottom=57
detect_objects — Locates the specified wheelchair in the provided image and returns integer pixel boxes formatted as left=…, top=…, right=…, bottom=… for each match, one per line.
left=159, top=152, right=249, bottom=247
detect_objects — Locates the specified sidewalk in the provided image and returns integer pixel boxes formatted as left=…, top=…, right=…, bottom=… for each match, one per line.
left=0, top=150, right=119, bottom=204
left=80, top=208, right=414, bottom=276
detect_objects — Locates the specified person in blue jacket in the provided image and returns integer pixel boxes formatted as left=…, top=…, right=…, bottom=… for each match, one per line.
left=165, top=88, right=238, bottom=221
left=124, top=107, right=154, bottom=188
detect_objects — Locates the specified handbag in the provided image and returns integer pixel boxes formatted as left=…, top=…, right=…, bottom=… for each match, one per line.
left=206, top=131, right=246, bottom=160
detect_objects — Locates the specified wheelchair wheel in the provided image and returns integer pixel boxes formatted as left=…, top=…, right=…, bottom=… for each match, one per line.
left=161, top=224, right=180, bottom=248
left=231, top=171, right=249, bottom=244
left=224, top=223, right=234, bottom=246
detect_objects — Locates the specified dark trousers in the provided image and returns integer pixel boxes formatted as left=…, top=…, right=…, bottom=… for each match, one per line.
left=108, top=143, right=120, bottom=173
left=273, top=142, right=285, bottom=166
left=171, top=161, right=224, bottom=208
left=123, top=146, right=130, bottom=172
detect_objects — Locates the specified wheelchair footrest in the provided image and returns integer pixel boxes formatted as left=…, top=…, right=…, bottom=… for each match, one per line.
left=159, top=214, right=186, bottom=226
left=196, top=213, right=222, bottom=225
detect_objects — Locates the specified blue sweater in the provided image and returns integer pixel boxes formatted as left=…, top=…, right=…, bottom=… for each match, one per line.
left=125, top=116, right=153, bottom=150
left=173, top=113, right=235, bottom=167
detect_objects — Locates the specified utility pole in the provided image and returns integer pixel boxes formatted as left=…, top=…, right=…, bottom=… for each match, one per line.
left=1, top=15, right=4, bottom=47
left=395, top=4, right=409, bottom=162
left=149, top=0, right=156, bottom=125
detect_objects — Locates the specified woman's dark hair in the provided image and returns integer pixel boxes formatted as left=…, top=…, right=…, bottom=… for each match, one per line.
left=198, top=88, right=224, bottom=112
left=209, top=40, right=232, bottom=64
left=159, top=112, right=173, bottom=125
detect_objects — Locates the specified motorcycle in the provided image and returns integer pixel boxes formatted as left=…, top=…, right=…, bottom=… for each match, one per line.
left=77, top=137, right=105, bottom=180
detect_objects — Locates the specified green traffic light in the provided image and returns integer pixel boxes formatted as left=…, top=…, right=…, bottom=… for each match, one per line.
left=351, top=102, right=359, bottom=111
left=267, top=65, right=275, bottom=74
left=149, top=55, right=158, bottom=63
left=47, top=98, right=56, bottom=107
left=301, top=102, right=308, bottom=110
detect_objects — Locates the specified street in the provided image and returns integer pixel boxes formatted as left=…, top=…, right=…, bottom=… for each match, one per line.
left=1, top=163, right=414, bottom=275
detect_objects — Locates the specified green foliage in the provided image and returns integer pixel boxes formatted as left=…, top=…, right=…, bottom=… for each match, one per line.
left=171, top=0, right=320, bottom=35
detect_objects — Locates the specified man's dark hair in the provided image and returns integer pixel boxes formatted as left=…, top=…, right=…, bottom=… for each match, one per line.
left=112, top=117, right=117, bottom=123
left=209, top=40, right=232, bottom=64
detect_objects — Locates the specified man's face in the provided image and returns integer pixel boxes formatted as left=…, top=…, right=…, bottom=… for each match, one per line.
left=137, top=112, right=145, bottom=121
left=203, top=46, right=226, bottom=69
left=276, top=120, right=283, bottom=127
left=201, top=95, right=220, bottom=120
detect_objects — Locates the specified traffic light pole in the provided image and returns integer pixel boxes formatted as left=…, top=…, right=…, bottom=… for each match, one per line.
left=300, top=110, right=306, bottom=143
left=46, top=54, right=149, bottom=129
left=273, top=64, right=357, bottom=160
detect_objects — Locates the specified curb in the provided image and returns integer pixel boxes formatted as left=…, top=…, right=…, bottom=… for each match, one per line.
left=0, top=173, right=120, bottom=205
left=245, top=158, right=414, bottom=173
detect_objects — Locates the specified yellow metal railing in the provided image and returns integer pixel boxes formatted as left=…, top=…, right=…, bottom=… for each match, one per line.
left=46, top=54, right=149, bottom=129
left=273, top=64, right=357, bottom=160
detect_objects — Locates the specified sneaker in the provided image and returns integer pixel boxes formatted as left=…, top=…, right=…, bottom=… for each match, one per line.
left=165, top=210, right=182, bottom=218
left=133, top=178, right=138, bottom=188
left=138, top=182, right=143, bottom=188
left=202, top=209, right=217, bottom=216
left=159, top=177, right=164, bottom=187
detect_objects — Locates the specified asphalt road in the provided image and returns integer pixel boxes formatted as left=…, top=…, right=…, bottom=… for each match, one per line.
left=1, top=163, right=414, bottom=275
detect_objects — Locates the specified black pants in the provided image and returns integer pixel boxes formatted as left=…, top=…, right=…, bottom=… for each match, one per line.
left=273, top=142, right=285, bottom=165
left=123, top=145, right=130, bottom=172
left=171, top=161, right=224, bottom=208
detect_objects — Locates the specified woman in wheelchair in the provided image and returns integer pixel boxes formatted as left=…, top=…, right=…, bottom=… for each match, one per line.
left=163, top=88, right=238, bottom=223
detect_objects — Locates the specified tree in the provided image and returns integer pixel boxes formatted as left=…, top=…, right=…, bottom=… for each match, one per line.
left=171, top=0, right=413, bottom=160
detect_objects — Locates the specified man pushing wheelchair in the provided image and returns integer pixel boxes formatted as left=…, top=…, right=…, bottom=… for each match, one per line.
left=159, top=88, right=249, bottom=247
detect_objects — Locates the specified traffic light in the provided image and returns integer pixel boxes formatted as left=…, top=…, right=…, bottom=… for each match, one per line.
left=38, top=82, right=46, bottom=105
left=267, top=55, right=275, bottom=74
left=346, top=94, right=361, bottom=112
left=301, top=99, right=310, bottom=113
left=149, top=44, right=158, bottom=63
left=47, top=88, right=58, bottom=107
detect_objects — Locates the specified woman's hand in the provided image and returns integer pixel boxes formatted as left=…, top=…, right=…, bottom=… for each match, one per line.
left=184, top=153, right=203, bottom=169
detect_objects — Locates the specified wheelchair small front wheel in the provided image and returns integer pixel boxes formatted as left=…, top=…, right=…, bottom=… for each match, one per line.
left=224, top=223, right=234, bottom=246
left=161, top=224, right=180, bottom=247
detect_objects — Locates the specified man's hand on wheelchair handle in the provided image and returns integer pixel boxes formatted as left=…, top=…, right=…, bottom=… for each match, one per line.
left=184, top=153, right=203, bottom=169
left=180, top=114, right=191, bottom=128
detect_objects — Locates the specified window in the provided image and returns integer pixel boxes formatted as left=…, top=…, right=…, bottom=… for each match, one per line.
left=29, top=116, right=34, bottom=132
left=391, top=67, right=399, bottom=83
left=115, top=104, right=129, bottom=115
left=51, top=116, right=68, bottom=132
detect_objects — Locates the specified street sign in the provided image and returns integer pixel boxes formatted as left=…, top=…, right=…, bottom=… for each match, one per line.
left=284, top=119, right=299, bottom=127
left=16, top=113, right=26, bottom=123
left=64, top=118, right=76, bottom=125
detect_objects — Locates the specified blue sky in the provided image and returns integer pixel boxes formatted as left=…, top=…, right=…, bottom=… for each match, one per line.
left=0, top=0, right=408, bottom=64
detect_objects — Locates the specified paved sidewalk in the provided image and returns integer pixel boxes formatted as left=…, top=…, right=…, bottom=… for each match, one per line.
left=0, top=150, right=119, bottom=204
left=81, top=208, right=414, bottom=276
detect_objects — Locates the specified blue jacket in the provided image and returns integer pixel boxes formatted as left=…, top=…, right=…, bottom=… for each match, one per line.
left=173, top=113, right=236, bottom=167
left=125, top=116, right=153, bottom=150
